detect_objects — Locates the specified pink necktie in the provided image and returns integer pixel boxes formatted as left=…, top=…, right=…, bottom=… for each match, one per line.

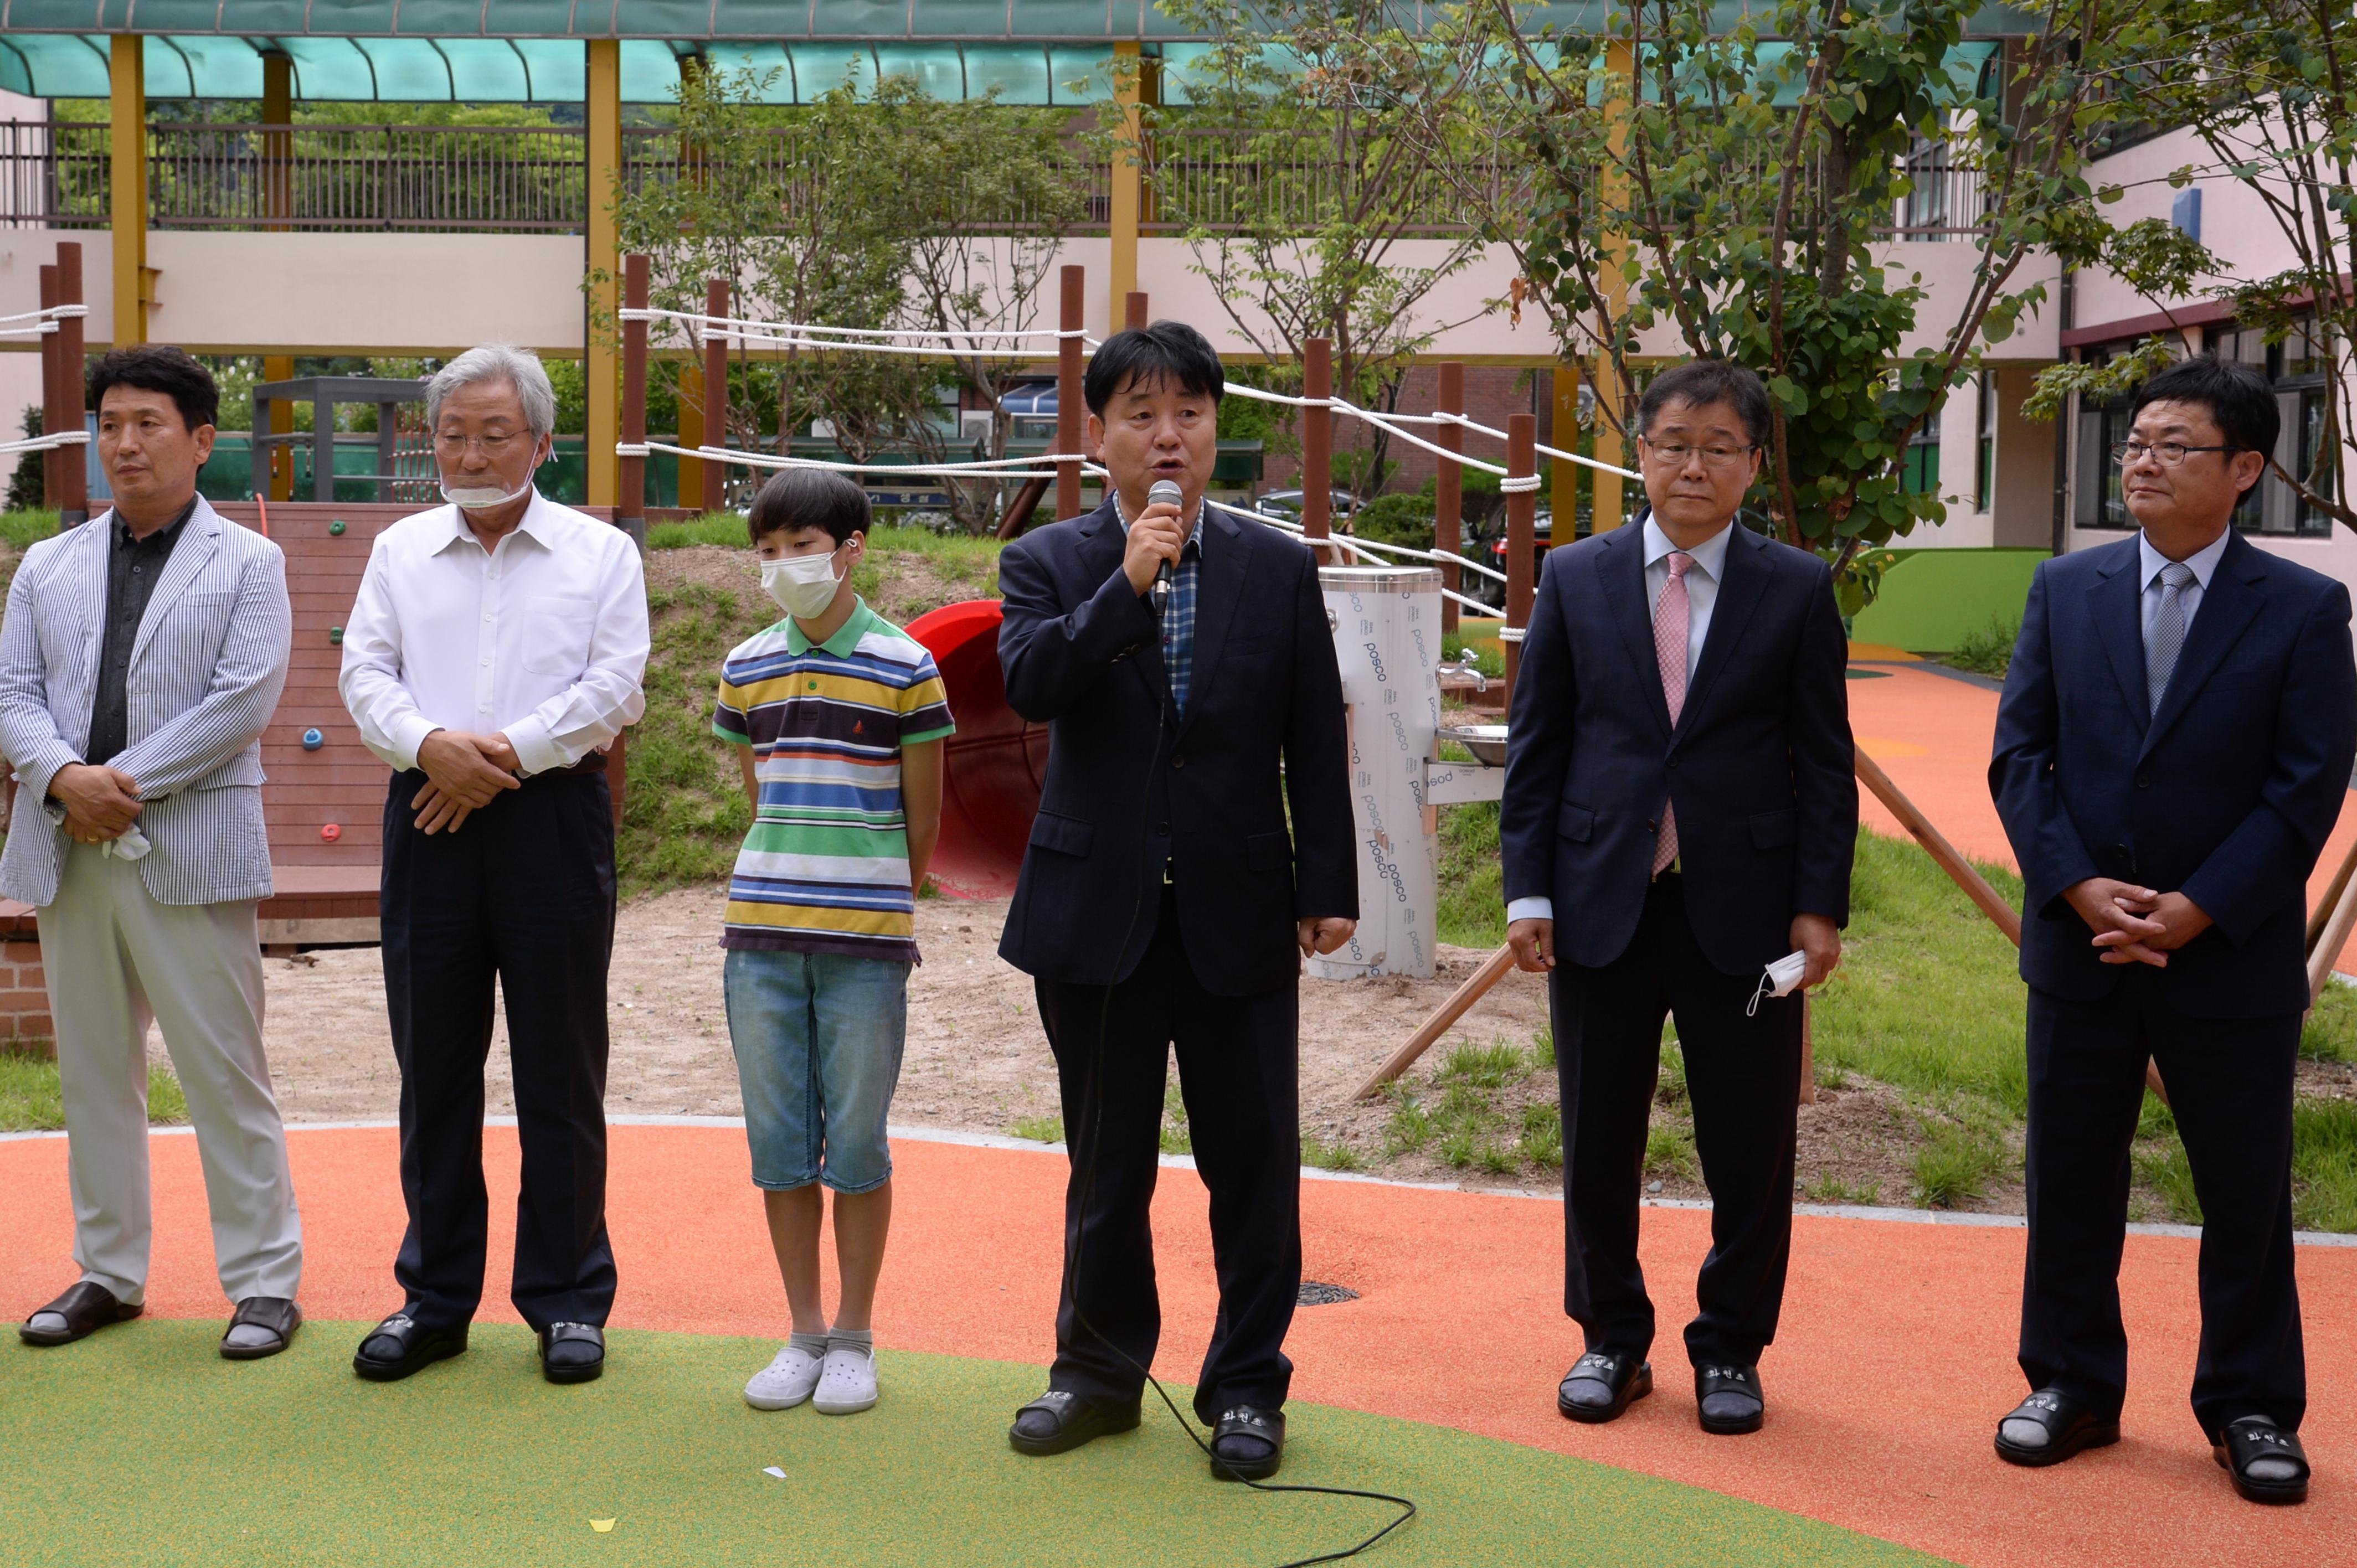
left=1653, top=551, right=1692, bottom=875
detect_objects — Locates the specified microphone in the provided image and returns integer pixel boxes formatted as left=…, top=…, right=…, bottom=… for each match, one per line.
left=1147, top=478, right=1183, bottom=613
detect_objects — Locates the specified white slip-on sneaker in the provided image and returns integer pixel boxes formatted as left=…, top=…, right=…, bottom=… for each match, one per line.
left=812, top=1344, right=879, bottom=1415
left=743, top=1344, right=826, bottom=1410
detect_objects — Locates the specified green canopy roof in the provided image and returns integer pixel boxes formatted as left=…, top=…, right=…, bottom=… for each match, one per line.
left=0, top=3, right=2051, bottom=104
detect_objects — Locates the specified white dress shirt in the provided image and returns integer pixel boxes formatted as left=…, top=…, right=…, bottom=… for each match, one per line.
left=1506, top=514, right=1737, bottom=927
left=2137, top=527, right=2231, bottom=654
left=338, top=491, right=650, bottom=778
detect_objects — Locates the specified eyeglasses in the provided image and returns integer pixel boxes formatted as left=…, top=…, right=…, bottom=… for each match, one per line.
left=1640, top=439, right=1759, bottom=469
left=2111, top=441, right=2241, bottom=467
left=434, top=431, right=529, bottom=458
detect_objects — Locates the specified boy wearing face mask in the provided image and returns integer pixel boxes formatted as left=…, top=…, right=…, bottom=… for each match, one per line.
left=713, top=467, right=953, bottom=1417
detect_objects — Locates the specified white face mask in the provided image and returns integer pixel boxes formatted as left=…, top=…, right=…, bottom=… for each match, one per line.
left=761, top=548, right=846, bottom=620
left=439, top=441, right=546, bottom=512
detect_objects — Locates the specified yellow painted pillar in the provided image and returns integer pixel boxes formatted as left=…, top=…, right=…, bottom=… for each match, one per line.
left=1107, top=41, right=1143, bottom=336
left=1551, top=364, right=1581, bottom=528
left=109, top=35, right=149, bottom=348
left=586, top=39, right=622, bottom=509
left=1589, top=37, right=1634, bottom=531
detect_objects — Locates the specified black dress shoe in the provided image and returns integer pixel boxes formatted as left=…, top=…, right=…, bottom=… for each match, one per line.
left=1210, top=1405, right=1286, bottom=1482
left=1007, top=1390, right=1142, bottom=1456
left=352, top=1312, right=469, bottom=1382
left=539, top=1323, right=605, bottom=1385
left=1695, top=1363, right=1765, bottom=1436
left=19, top=1281, right=142, bottom=1347
left=2214, top=1417, right=2309, bottom=1504
left=1993, top=1387, right=2119, bottom=1467
left=220, top=1296, right=302, bottom=1361
left=1557, top=1349, right=1653, bottom=1424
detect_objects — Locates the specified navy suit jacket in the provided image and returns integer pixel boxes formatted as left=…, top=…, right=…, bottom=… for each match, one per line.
left=1500, top=518, right=1857, bottom=975
left=995, top=501, right=1356, bottom=997
left=1990, top=531, right=2357, bottom=1018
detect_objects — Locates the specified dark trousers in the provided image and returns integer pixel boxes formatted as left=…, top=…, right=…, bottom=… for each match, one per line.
left=380, top=768, right=619, bottom=1332
left=1550, top=874, right=1803, bottom=1369
left=2022, top=976, right=2304, bottom=1435
left=1033, top=887, right=1302, bottom=1423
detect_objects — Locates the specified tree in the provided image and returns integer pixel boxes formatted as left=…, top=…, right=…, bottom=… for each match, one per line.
left=1135, top=0, right=1500, bottom=497
left=597, top=64, right=1090, bottom=528
left=2039, top=1, right=2356, bottom=531
left=1434, top=0, right=2159, bottom=604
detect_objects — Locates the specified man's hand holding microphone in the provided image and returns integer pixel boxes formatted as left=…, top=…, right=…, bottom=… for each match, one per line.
left=1120, top=478, right=1190, bottom=607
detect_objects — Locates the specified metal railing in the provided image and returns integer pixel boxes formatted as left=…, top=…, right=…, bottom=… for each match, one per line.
left=0, top=118, right=1985, bottom=241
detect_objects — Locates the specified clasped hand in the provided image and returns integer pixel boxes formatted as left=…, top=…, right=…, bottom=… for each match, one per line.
left=51, top=762, right=142, bottom=844
left=411, top=728, right=522, bottom=835
left=2065, top=876, right=2211, bottom=967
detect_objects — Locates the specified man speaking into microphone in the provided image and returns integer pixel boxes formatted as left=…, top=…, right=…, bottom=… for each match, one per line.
left=995, top=321, right=1356, bottom=1481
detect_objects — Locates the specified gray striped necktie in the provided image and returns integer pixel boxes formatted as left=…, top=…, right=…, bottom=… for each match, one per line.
left=2145, top=561, right=2196, bottom=715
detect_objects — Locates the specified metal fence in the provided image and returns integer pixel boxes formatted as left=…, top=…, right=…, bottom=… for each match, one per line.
left=0, top=118, right=1983, bottom=241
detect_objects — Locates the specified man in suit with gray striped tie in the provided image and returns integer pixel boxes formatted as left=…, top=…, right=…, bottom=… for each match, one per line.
left=0, top=345, right=303, bottom=1360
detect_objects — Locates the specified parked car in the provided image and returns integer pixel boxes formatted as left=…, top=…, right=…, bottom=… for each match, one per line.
left=1463, top=508, right=1557, bottom=611
left=1251, top=488, right=1360, bottom=527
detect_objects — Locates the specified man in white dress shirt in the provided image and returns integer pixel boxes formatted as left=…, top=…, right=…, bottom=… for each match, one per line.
left=337, top=343, right=648, bottom=1386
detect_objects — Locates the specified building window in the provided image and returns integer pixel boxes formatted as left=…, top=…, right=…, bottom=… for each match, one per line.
left=1903, top=408, right=1941, bottom=496
left=2072, top=345, right=2135, bottom=529
left=1975, top=370, right=1996, bottom=513
left=2201, top=320, right=2331, bottom=538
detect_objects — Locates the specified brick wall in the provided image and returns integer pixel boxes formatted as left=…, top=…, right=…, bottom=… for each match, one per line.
left=0, top=937, right=52, bottom=1055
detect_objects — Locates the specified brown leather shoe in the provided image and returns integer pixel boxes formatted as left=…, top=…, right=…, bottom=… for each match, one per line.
left=20, top=1281, right=143, bottom=1347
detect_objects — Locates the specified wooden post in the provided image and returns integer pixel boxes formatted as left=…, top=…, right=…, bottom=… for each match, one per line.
left=1108, top=40, right=1143, bottom=336
left=38, top=263, right=59, bottom=509
left=2307, top=831, right=2357, bottom=956
left=1304, top=337, right=1332, bottom=558
left=701, top=276, right=729, bottom=515
left=2309, top=869, right=2357, bottom=1005
left=109, top=36, right=148, bottom=349
left=263, top=354, right=294, bottom=502
left=1504, top=412, right=1535, bottom=700
left=54, top=242, right=86, bottom=524
left=1354, top=945, right=1515, bottom=1099
left=619, top=254, right=649, bottom=549
left=1435, top=362, right=1464, bottom=637
left=1056, top=264, right=1084, bottom=521
left=1125, top=291, right=1149, bottom=331
left=261, top=51, right=291, bottom=233
left=1853, top=749, right=2021, bottom=943
left=585, top=38, right=622, bottom=509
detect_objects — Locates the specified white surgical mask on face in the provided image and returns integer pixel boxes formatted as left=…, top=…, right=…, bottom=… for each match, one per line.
left=761, top=549, right=845, bottom=619
left=439, top=442, right=545, bottom=512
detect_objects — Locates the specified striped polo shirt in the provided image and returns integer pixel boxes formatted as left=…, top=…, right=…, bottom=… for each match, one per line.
left=712, top=598, right=955, bottom=960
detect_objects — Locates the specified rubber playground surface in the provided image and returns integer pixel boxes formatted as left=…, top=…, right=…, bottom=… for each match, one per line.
left=7, top=662, right=2357, bottom=1566
left=4, top=1124, right=2354, bottom=1567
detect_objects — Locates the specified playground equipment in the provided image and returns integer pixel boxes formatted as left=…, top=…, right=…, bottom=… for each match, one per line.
left=610, top=256, right=1639, bottom=977
left=250, top=375, right=434, bottom=504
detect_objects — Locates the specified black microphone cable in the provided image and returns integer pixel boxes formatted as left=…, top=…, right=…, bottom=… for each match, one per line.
left=1053, top=561, right=1417, bottom=1567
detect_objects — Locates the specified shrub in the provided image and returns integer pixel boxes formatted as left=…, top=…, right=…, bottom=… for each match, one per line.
left=1947, top=613, right=2020, bottom=679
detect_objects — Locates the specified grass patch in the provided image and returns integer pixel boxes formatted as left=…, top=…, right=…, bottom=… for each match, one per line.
left=2302, top=981, right=2357, bottom=1062
left=1910, top=1112, right=2009, bottom=1208
left=1159, top=1077, right=1192, bottom=1156
left=1383, top=1035, right=1568, bottom=1177
left=1301, top=1131, right=1365, bottom=1172
left=2292, top=1097, right=2357, bottom=1232
left=1, top=507, right=59, bottom=550
left=1946, top=613, right=2019, bottom=679
left=1008, top=1113, right=1064, bottom=1144
left=0, top=1045, right=187, bottom=1132
left=1805, top=1173, right=1884, bottom=1205
left=1435, top=803, right=1507, bottom=948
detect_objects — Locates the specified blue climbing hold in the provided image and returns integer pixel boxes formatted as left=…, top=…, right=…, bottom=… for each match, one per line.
left=301, top=728, right=324, bottom=751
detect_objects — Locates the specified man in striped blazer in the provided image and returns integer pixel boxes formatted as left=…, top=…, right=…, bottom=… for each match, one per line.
left=0, top=345, right=302, bottom=1359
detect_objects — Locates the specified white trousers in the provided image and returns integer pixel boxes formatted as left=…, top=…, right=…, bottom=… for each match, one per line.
left=42, top=845, right=302, bottom=1306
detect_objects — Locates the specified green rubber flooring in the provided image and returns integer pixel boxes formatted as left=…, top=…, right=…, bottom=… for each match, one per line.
left=0, top=1322, right=1947, bottom=1567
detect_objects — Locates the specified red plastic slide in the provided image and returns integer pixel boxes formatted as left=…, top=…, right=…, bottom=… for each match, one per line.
left=906, top=599, right=1048, bottom=899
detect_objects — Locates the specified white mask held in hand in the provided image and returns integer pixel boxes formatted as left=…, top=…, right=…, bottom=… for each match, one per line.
left=1747, top=951, right=1810, bottom=1017
left=763, top=549, right=845, bottom=620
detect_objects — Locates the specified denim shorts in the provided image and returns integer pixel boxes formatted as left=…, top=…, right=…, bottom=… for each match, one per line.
left=722, top=948, right=910, bottom=1194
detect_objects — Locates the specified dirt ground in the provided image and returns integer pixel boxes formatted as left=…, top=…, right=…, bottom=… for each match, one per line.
left=248, top=884, right=2001, bottom=1207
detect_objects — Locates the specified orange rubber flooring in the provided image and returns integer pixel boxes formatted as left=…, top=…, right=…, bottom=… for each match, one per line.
left=4, top=1123, right=2353, bottom=1568
left=1847, top=662, right=2357, bottom=974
